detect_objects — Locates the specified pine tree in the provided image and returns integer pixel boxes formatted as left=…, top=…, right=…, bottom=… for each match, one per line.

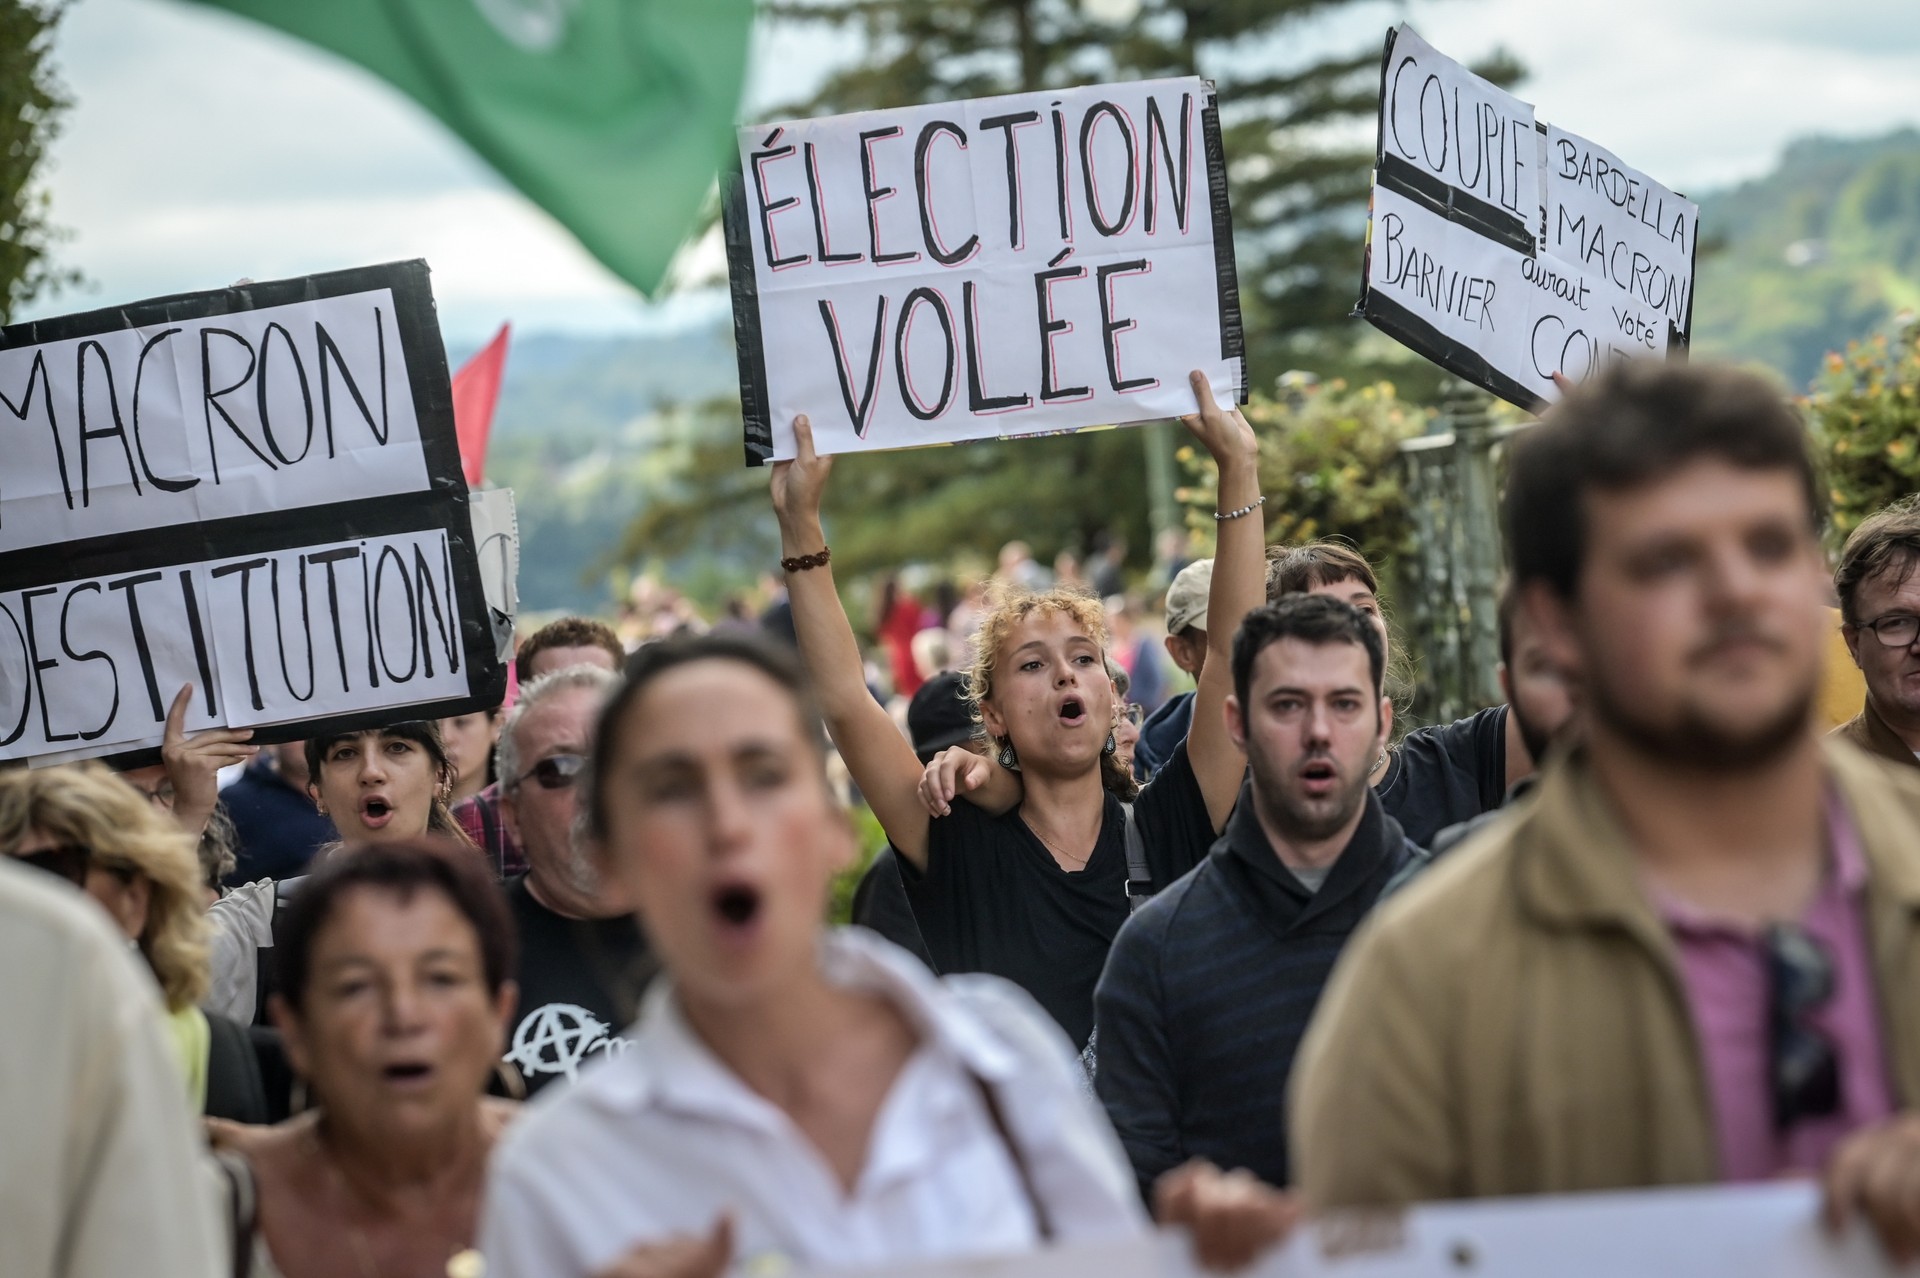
left=0, top=0, right=77, bottom=323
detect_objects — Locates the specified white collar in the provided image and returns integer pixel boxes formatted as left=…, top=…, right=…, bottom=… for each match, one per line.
left=576, top=928, right=1021, bottom=1127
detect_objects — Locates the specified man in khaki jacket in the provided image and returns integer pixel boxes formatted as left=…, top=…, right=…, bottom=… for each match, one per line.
left=1292, top=363, right=1920, bottom=1262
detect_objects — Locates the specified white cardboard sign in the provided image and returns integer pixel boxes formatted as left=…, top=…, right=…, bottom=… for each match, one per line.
left=0, top=262, right=507, bottom=763
left=1358, top=25, right=1699, bottom=410
left=724, top=78, right=1244, bottom=464
left=795, top=1184, right=1891, bottom=1278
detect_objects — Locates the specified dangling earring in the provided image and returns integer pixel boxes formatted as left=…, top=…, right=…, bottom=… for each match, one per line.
left=997, top=739, right=1021, bottom=771
left=1103, top=731, right=1118, bottom=756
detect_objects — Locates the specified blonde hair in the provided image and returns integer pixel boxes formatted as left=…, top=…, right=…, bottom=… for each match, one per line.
left=0, top=763, right=210, bottom=1011
left=964, top=586, right=1137, bottom=798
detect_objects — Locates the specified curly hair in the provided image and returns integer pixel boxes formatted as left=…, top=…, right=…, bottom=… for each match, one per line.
left=0, top=763, right=209, bottom=1011
left=963, top=586, right=1136, bottom=799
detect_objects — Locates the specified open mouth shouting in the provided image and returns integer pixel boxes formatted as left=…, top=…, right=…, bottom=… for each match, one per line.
left=1298, top=757, right=1339, bottom=799
left=379, top=1059, right=436, bottom=1089
left=360, top=794, right=396, bottom=829
left=711, top=881, right=764, bottom=946
left=1057, top=695, right=1088, bottom=728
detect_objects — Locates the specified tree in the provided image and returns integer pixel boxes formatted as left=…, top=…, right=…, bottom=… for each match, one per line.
left=0, top=0, right=77, bottom=322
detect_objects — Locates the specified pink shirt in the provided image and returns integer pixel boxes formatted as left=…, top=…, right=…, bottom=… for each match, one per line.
left=1654, top=794, right=1895, bottom=1181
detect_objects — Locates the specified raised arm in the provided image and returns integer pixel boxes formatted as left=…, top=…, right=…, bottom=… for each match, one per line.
left=771, top=416, right=933, bottom=867
left=1180, top=372, right=1264, bottom=831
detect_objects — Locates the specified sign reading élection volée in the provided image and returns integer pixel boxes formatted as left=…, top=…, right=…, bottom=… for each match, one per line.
left=1358, top=26, right=1699, bottom=410
left=0, top=261, right=506, bottom=763
left=724, top=78, right=1244, bottom=464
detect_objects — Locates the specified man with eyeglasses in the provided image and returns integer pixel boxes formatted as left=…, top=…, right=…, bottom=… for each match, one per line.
left=1293, top=363, right=1920, bottom=1263
left=496, top=665, right=655, bottom=1095
left=1834, top=495, right=1920, bottom=768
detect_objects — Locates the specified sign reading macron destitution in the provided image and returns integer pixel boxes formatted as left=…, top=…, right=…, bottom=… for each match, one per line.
left=0, top=261, right=506, bottom=763
left=724, top=77, right=1244, bottom=465
left=1357, top=25, right=1699, bottom=411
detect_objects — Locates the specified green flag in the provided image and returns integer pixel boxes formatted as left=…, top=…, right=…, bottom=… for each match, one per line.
left=188, top=0, right=754, bottom=297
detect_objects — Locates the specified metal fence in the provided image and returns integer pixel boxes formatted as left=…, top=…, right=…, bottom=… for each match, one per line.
left=1396, top=384, right=1532, bottom=726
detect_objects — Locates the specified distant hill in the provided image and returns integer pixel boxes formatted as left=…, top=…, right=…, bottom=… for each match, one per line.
left=1692, top=128, right=1920, bottom=385
left=453, top=324, right=742, bottom=614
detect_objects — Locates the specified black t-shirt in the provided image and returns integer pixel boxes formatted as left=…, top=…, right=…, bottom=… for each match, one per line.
left=851, top=849, right=935, bottom=968
left=501, top=876, right=656, bottom=1096
left=1374, top=704, right=1509, bottom=850
left=898, top=740, right=1214, bottom=1048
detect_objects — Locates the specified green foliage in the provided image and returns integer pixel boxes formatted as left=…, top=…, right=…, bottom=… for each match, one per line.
left=1805, top=322, right=1920, bottom=546
left=1178, top=377, right=1430, bottom=572
left=828, top=803, right=891, bottom=925
left=1693, top=129, right=1920, bottom=387
left=0, top=0, right=77, bottom=322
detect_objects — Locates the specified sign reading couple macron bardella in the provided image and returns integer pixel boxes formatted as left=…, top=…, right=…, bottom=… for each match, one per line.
left=724, top=78, right=1245, bottom=464
left=0, top=261, right=506, bottom=764
left=1358, top=25, right=1700, bottom=410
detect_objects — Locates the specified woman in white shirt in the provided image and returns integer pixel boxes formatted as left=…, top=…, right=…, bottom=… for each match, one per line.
left=482, top=632, right=1291, bottom=1278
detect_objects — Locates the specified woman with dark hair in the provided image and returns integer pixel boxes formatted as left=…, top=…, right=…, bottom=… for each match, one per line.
left=218, top=838, right=518, bottom=1278
left=208, top=721, right=476, bottom=1025
left=305, top=722, right=474, bottom=848
left=481, top=633, right=1294, bottom=1277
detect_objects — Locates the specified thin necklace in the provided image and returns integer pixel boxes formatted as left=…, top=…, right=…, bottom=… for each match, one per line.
left=1027, top=821, right=1093, bottom=869
left=309, top=1122, right=486, bottom=1278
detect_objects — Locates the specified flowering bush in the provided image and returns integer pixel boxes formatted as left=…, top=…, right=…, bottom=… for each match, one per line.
left=1806, top=322, right=1920, bottom=545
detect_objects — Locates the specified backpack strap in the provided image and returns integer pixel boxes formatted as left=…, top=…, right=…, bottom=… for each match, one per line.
left=1120, top=801, right=1152, bottom=913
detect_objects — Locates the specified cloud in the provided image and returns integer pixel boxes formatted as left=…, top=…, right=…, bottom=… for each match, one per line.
left=22, top=0, right=1920, bottom=341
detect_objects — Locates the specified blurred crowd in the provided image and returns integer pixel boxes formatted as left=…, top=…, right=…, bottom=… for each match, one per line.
left=15, top=362, right=1920, bottom=1277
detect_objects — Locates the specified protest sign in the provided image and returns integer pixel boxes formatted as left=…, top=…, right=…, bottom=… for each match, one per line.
left=794, top=1183, right=1891, bottom=1278
left=723, top=77, right=1244, bottom=464
left=1357, top=25, right=1699, bottom=411
left=0, top=261, right=507, bottom=763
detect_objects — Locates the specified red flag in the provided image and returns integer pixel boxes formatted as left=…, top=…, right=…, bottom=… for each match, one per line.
left=451, top=324, right=510, bottom=487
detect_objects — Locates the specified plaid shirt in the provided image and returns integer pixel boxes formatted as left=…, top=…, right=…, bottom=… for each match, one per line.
left=454, top=783, right=526, bottom=878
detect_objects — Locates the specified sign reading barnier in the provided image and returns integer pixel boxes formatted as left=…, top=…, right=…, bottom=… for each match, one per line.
left=0, top=261, right=505, bottom=763
left=1357, top=25, right=1699, bottom=411
left=724, top=77, right=1244, bottom=465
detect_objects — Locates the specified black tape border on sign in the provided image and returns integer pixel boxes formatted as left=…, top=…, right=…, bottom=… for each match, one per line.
left=722, top=164, right=776, bottom=468
left=1200, top=85, right=1247, bottom=404
left=0, top=259, right=506, bottom=754
left=1361, top=290, right=1546, bottom=414
left=1374, top=154, right=1537, bottom=258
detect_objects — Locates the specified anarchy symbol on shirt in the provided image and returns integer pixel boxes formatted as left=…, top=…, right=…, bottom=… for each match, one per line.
left=506, top=1003, right=611, bottom=1082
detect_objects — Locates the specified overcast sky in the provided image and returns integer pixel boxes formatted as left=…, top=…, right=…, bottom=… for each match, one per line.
left=24, top=0, right=1920, bottom=343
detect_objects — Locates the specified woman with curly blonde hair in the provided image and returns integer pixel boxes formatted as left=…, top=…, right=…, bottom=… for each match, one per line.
left=1, top=762, right=263, bottom=1119
left=771, top=373, right=1268, bottom=1054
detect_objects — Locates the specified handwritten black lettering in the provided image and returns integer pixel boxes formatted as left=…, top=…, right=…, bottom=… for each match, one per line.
left=980, top=110, right=1040, bottom=250
left=818, top=296, right=889, bottom=437
left=893, top=288, right=957, bottom=421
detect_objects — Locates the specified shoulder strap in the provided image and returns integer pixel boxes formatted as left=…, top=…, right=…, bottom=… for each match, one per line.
left=1120, top=801, right=1152, bottom=913
left=968, top=1072, right=1055, bottom=1242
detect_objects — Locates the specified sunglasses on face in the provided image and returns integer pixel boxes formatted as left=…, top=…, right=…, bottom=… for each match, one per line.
left=13, top=843, right=94, bottom=887
left=512, top=753, right=586, bottom=792
left=1766, top=922, right=1841, bottom=1132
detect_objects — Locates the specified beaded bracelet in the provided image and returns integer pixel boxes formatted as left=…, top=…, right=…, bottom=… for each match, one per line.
left=781, top=547, right=832, bottom=573
left=1214, top=496, right=1267, bottom=522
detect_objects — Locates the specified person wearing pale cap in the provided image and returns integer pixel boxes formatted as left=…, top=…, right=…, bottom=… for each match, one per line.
left=1134, top=559, right=1213, bottom=780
